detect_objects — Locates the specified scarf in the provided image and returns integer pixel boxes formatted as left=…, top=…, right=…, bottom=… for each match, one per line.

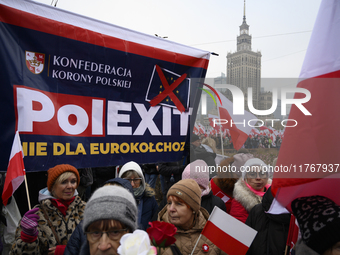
left=245, top=182, right=271, bottom=197
left=51, top=197, right=75, bottom=216
left=133, top=185, right=144, bottom=198
left=201, top=187, right=210, bottom=197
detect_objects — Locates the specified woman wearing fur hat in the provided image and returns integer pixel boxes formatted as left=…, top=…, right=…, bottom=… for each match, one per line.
left=230, top=158, right=271, bottom=223
left=157, top=179, right=226, bottom=255
left=10, top=164, right=86, bottom=255
left=118, top=161, right=158, bottom=230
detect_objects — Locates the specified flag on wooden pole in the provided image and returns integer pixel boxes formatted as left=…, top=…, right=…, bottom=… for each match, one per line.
left=201, top=206, right=257, bottom=255
left=2, top=131, right=26, bottom=206
left=215, top=90, right=258, bottom=150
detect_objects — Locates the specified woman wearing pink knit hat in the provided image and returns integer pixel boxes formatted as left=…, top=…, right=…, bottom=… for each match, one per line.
left=182, top=160, right=226, bottom=214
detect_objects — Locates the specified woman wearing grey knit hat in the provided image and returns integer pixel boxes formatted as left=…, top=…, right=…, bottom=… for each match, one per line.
left=157, top=179, right=227, bottom=255
left=64, top=178, right=134, bottom=255
left=79, top=185, right=138, bottom=255
left=118, top=161, right=158, bottom=230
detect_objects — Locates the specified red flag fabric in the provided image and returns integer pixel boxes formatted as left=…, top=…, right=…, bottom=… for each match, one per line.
left=2, top=131, right=26, bottom=206
left=198, top=123, right=205, bottom=134
left=271, top=0, right=340, bottom=211
left=215, top=90, right=258, bottom=150
left=268, top=126, right=278, bottom=136
left=260, top=126, right=273, bottom=134
left=286, top=215, right=299, bottom=255
left=208, top=114, right=220, bottom=131
left=251, top=128, right=260, bottom=136
left=201, top=206, right=257, bottom=255
left=193, top=123, right=199, bottom=134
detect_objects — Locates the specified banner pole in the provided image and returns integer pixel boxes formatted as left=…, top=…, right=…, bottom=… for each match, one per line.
left=216, top=102, right=224, bottom=157
left=24, top=174, right=31, bottom=210
left=219, top=125, right=224, bottom=156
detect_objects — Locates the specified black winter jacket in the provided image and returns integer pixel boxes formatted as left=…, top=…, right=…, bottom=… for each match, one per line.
left=201, top=190, right=227, bottom=214
left=142, top=163, right=158, bottom=175
left=191, top=144, right=216, bottom=168
left=64, top=221, right=86, bottom=255
left=245, top=187, right=291, bottom=255
left=157, top=160, right=185, bottom=198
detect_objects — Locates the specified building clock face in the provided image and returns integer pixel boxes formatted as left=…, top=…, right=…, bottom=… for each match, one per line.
left=241, top=29, right=248, bottom=34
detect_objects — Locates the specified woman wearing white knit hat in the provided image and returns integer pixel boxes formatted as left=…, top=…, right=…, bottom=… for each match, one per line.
left=230, top=158, right=271, bottom=223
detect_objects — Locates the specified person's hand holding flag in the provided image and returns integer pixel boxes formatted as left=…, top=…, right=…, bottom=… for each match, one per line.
left=20, top=208, right=39, bottom=242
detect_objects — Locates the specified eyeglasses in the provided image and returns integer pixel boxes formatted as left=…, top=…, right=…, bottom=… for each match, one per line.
left=124, top=178, right=142, bottom=184
left=246, top=172, right=268, bottom=179
left=85, top=229, right=128, bottom=242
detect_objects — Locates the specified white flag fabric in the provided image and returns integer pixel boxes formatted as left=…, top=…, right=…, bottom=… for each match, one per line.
left=215, top=90, right=258, bottom=150
left=201, top=206, right=257, bottom=255
left=2, top=131, right=25, bottom=206
left=272, top=0, right=340, bottom=210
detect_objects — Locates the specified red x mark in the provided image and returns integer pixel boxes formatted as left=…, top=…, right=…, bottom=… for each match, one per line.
left=149, top=65, right=187, bottom=113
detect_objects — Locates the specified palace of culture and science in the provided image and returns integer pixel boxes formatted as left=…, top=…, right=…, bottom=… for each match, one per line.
left=202, top=1, right=275, bottom=122
left=225, top=1, right=262, bottom=110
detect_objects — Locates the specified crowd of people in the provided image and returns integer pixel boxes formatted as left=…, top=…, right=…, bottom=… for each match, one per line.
left=0, top=133, right=339, bottom=255
left=244, top=135, right=282, bottom=149
left=205, top=133, right=283, bottom=150
left=193, top=132, right=283, bottom=151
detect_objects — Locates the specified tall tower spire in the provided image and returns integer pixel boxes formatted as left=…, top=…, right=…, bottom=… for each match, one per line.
left=243, top=0, right=246, bottom=22
left=226, top=0, right=262, bottom=111
left=238, top=0, right=250, bottom=50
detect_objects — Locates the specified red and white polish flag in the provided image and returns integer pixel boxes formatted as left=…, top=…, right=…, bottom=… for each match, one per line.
left=208, top=114, right=220, bottom=131
left=2, top=131, right=26, bottom=206
left=201, top=206, right=257, bottom=255
left=271, top=0, right=340, bottom=211
left=215, top=90, right=258, bottom=150
left=251, top=128, right=260, bottom=136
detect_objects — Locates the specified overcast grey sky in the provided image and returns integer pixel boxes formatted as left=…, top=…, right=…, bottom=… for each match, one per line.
left=33, top=0, right=322, bottom=79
